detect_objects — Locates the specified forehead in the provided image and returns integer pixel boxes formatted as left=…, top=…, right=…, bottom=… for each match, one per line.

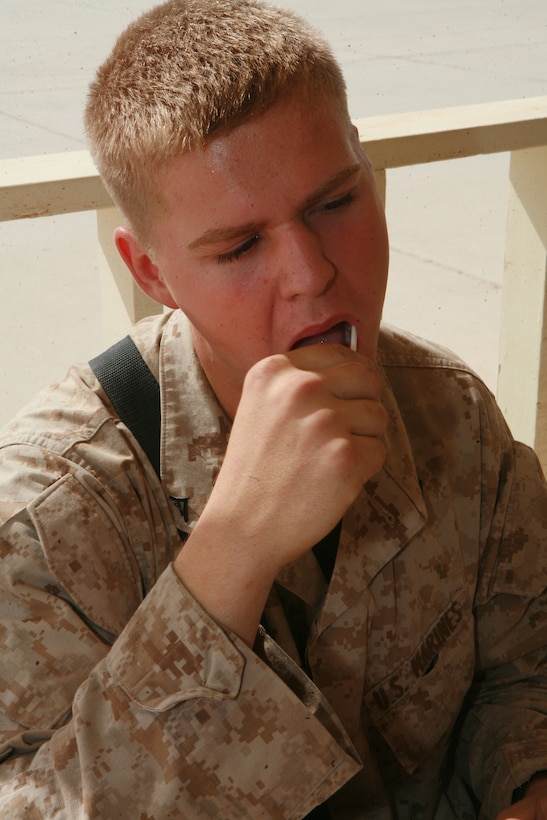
left=156, top=94, right=359, bottom=212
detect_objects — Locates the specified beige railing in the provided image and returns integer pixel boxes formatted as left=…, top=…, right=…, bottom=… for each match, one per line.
left=1, top=97, right=546, bottom=468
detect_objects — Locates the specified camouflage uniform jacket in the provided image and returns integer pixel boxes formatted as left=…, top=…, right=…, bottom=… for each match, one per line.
left=0, top=310, right=546, bottom=819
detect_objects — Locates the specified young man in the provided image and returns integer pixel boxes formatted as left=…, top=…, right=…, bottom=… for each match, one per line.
left=0, top=1, right=546, bottom=817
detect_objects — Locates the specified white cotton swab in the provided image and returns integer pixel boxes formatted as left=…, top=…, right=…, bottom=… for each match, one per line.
left=346, top=324, right=357, bottom=351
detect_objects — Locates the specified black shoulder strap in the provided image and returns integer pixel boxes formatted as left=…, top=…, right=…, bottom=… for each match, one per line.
left=89, top=336, right=161, bottom=478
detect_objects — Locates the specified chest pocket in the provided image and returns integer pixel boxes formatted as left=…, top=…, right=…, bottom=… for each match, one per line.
left=363, top=587, right=474, bottom=773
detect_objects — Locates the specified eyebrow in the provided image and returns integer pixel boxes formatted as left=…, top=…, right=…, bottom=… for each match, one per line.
left=303, top=163, right=362, bottom=211
left=187, top=163, right=363, bottom=253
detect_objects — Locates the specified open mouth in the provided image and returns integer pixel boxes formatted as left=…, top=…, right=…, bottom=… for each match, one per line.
left=292, top=322, right=357, bottom=351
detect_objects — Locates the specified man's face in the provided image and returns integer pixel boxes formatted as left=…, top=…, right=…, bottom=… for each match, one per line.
left=149, top=93, right=389, bottom=415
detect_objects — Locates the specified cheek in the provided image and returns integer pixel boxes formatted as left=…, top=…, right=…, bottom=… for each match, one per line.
left=338, top=220, right=388, bottom=281
left=360, top=211, right=389, bottom=279
left=186, top=275, right=270, bottom=346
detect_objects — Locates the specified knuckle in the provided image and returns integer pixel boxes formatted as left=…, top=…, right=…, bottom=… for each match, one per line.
left=248, top=353, right=286, bottom=381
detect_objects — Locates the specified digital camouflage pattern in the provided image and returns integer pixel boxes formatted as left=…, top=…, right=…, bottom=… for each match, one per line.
left=0, top=310, right=546, bottom=818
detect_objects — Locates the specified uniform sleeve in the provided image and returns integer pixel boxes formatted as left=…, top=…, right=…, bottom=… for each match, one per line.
left=452, top=390, right=547, bottom=817
left=0, top=455, right=359, bottom=818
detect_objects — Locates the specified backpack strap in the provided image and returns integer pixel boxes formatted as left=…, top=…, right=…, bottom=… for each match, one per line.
left=89, top=336, right=161, bottom=478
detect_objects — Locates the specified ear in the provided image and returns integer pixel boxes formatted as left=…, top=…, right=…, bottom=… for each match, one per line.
left=114, top=227, right=178, bottom=309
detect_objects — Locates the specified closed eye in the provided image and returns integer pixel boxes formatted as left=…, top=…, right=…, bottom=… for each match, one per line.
left=216, top=234, right=261, bottom=265
left=318, top=190, right=357, bottom=213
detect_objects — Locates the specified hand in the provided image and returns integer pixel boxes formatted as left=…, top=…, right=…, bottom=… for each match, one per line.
left=210, top=342, right=387, bottom=567
left=174, top=343, right=387, bottom=643
left=497, top=777, right=547, bottom=820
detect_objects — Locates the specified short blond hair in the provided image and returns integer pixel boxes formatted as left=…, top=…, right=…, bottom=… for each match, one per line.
left=85, top=0, right=349, bottom=242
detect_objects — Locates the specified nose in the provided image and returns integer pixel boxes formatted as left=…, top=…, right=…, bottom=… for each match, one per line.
left=276, top=223, right=336, bottom=300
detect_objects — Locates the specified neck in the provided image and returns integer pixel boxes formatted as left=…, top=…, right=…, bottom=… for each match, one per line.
left=191, top=327, right=241, bottom=421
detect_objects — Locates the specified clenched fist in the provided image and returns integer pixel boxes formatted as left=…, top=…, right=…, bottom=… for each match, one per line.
left=174, top=342, right=387, bottom=644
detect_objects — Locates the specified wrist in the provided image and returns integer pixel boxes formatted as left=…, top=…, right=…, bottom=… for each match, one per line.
left=174, top=515, right=278, bottom=646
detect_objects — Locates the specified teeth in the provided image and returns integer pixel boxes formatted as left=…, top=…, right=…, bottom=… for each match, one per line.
left=292, top=322, right=357, bottom=351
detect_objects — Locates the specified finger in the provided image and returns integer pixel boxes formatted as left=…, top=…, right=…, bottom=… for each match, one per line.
left=326, top=359, right=384, bottom=401
left=352, top=432, right=387, bottom=483
left=344, top=398, right=389, bottom=438
left=287, top=344, right=383, bottom=401
left=324, top=397, right=388, bottom=440
left=287, top=340, right=369, bottom=371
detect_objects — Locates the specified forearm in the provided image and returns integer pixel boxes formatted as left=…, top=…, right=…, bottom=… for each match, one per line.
left=173, top=510, right=280, bottom=646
